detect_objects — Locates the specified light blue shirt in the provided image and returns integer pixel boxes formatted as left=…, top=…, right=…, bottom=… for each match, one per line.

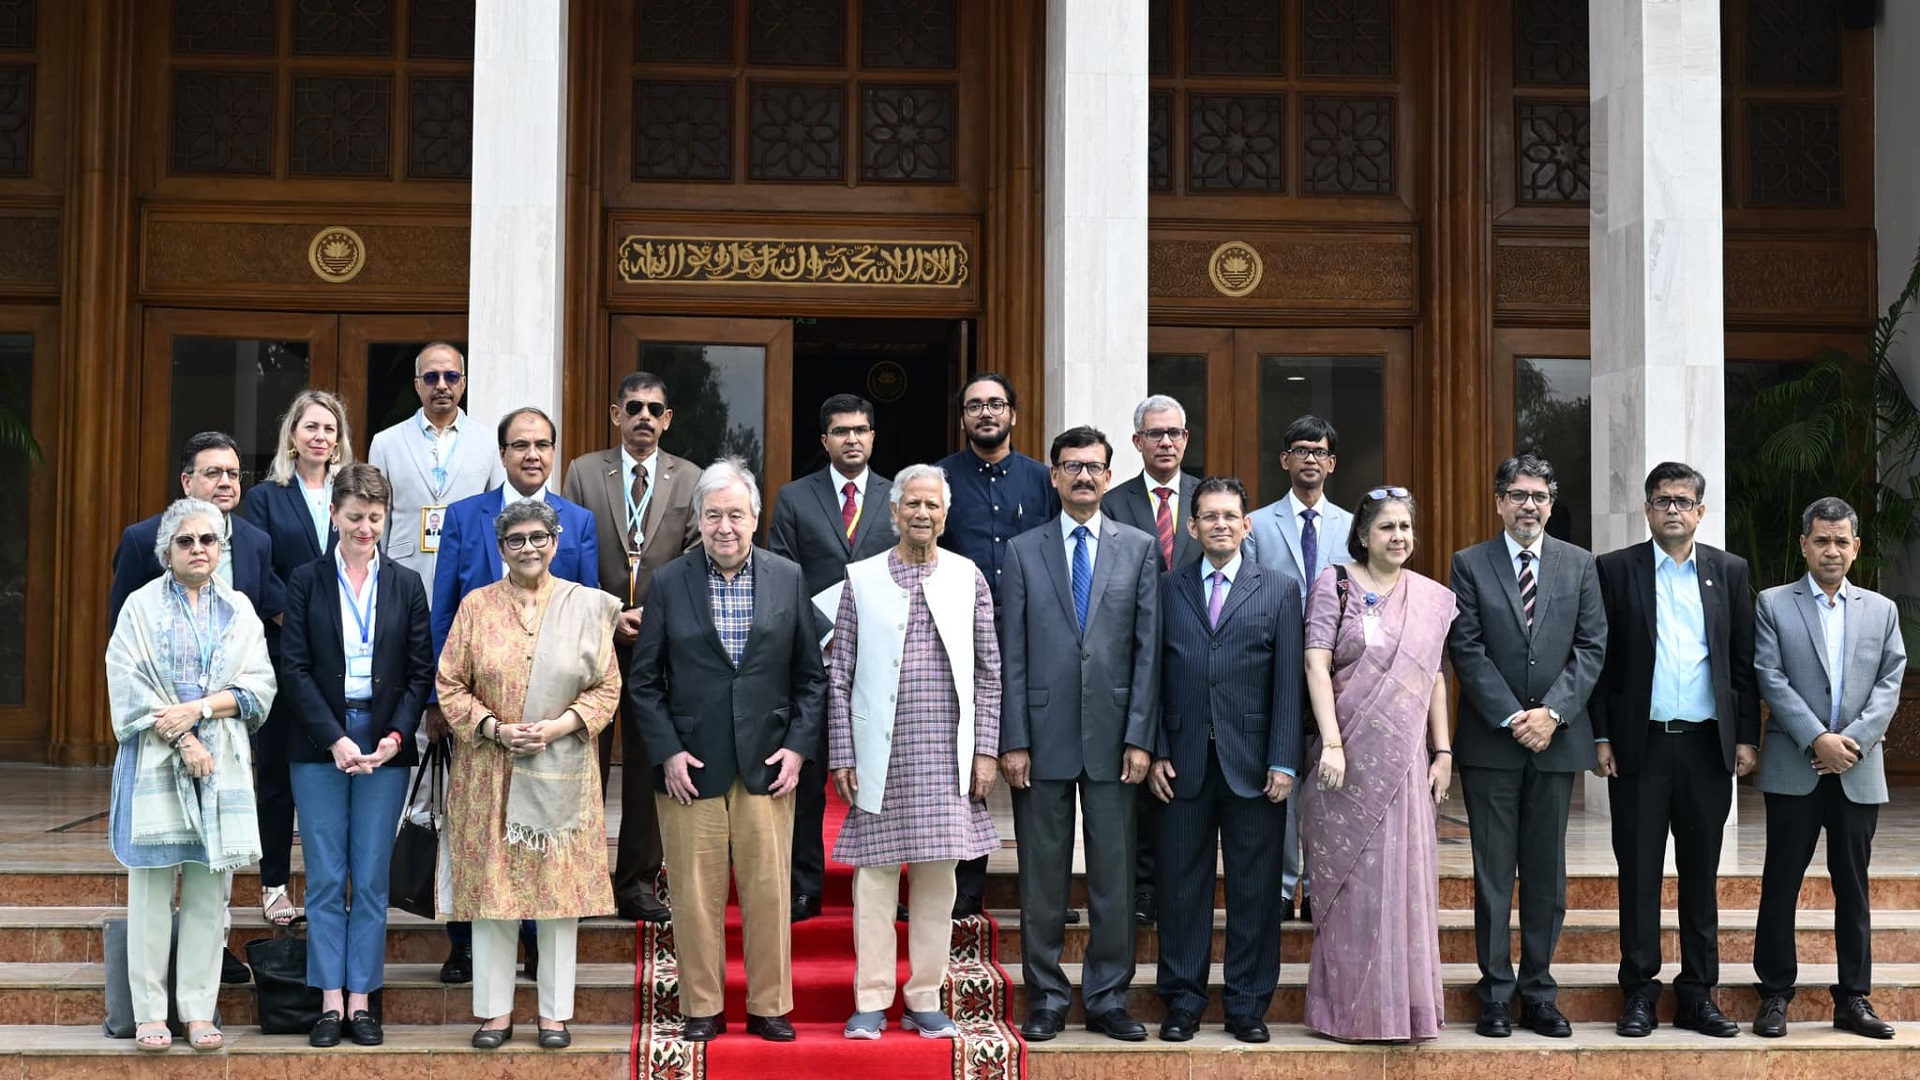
left=1651, top=546, right=1716, bottom=722
left=1061, top=510, right=1102, bottom=570
left=335, top=552, right=377, bottom=700
left=1808, top=573, right=1847, bottom=728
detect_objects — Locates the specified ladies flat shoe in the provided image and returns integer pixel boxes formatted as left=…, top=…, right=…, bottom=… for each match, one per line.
left=538, top=1024, right=571, bottom=1049
left=310, top=1010, right=343, bottom=1047
left=134, top=1022, right=172, bottom=1051
left=348, top=1010, right=383, bottom=1046
left=186, top=1022, right=225, bottom=1050
left=471, top=1023, right=514, bottom=1049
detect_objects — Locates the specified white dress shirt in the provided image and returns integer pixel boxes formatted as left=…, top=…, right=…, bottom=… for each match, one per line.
left=1060, top=510, right=1103, bottom=570
left=335, top=553, right=378, bottom=701
left=1808, top=573, right=1847, bottom=727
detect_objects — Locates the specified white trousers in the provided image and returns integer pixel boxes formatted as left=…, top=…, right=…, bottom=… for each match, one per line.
left=471, top=917, right=577, bottom=1020
left=853, top=861, right=956, bottom=1013
left=126, top=863, right=225, bottom=1024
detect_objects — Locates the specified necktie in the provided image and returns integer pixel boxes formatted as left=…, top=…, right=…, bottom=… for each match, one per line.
left=1207, top=570, right=1227, bottom=630
left=1300, top=508, right=1318, bottom=582
left=842, top=481, right=859, bottom=541
left=1153, top=487, right=1176, bottom=570
left=628, top=465, right=649, bottom=551
left=1071, top=525, right=1092, bottom=632
left=1517, top=550, right=1537, bottom=628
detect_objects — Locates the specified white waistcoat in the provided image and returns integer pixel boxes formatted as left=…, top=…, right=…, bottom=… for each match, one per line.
left=846, top=549, right=978, bottom=813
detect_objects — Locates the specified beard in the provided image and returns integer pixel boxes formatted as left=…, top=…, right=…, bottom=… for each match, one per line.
left=969, top=425, right=1011, bottom=451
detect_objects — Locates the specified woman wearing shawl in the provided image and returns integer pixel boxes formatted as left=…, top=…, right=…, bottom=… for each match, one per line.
left=436, top=499, right=620, bottom=1050
left=1298, top=486, right=1456, bottom=1042
left=106, top=497, right=277, bottom=1052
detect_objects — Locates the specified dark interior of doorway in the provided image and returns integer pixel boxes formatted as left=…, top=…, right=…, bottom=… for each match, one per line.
left=789, top=317, right=967, bottom=481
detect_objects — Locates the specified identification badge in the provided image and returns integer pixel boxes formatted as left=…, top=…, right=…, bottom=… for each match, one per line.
left=420, top=505, right=447, bottom=553
left=347, top=654, right=374, bottom=679
left=1362, top=611, right=1383, bottom=649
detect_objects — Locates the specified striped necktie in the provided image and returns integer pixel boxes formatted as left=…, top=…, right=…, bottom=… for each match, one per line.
left=1517, top=550, right=1537, bottom=628
left=1153, top=487, right=1175, bottom=570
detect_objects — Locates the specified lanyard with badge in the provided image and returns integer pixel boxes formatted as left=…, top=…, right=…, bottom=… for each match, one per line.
left=174, top=586, right=215, bottom=692
left=624, top=461, right=655, bottom=608
left=337, top=564, right=378, bottom=680
left=420, top=420, right=457, bottom=553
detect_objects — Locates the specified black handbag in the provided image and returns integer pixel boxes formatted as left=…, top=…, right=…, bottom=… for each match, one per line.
left=389, top=738, right=444, bottom=919
left=245, top=921, right=320, bottom=1034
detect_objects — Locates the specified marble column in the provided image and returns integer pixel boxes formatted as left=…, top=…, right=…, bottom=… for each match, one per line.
left=1879, top=2, right=1920, bottom=601
left=467, top=0, right=569, bottom=453
left=1586, top=0, right=1725, bottom=814
left=1043, top=0, right=1149, bottom=474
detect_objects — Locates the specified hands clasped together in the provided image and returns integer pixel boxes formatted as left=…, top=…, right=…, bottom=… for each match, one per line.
left=151, top=702, right=214, bottom=779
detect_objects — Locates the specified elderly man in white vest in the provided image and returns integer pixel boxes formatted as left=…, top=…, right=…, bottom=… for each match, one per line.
left=826, top=463, right=1004, bottom=1041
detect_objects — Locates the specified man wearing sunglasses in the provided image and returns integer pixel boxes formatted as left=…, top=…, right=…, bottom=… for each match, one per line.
left=562, top=371, right=700, bottom=925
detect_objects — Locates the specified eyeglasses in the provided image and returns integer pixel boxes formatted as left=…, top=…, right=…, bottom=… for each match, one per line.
left=1195, top=511, right=1244, bottom=525
left=1285, top=446, right=1334, bottom=462
left=1055, top=460, right=1109, bottom=477
left=1648, top=496, right=1700, bottom=512
left=623, top=399, right=668, bottom=418
left=505, top=439, right=555, bottom=453
left=962, top=399, right=1011, bottom=417
left=827, top=425, right=873, bottom=439
left=192, top=467, right=241, bottom=482
left=1501, top=489, right=1552, bottom=506
left=1367, top=486, right=1412, bottom=501
left=172, top=533, right=221, bottom=551
left=416, top=371, right=464, bottom=387
left=502, top=531, right=553, bottom=550
left=1138, top=427, right=1188, bottom=443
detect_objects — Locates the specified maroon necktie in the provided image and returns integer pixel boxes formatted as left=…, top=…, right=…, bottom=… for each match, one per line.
left=841, top=481, right=858, bottom=541
left=1154, top=487, right=1175, bottom=569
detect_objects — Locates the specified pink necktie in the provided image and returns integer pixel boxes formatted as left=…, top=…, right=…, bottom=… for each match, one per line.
left=1207, top=570, right=1227, bottom=630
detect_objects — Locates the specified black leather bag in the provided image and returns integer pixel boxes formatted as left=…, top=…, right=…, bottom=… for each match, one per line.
left=245, top=922, right=321, bottom=1034
left=389, top=738, right=443, bottom=919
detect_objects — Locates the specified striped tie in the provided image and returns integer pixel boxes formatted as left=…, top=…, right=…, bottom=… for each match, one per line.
left=1153, top=487, right=1175, bottom=569
left=1517, top=550, right=1537, bottom=628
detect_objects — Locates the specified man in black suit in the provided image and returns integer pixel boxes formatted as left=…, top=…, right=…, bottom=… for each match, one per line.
left=1148, top=476, right=1299, bottom=1044
left=628, top=457, right=826, bottom=1044
left=1592, top=461, right=1759, bottom=1039
left=1103, top=395, right=1200, bottom=926
left=1446, top=455, right=1606, bottom=1039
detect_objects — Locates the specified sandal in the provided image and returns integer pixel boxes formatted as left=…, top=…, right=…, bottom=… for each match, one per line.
left=261, top=884, right=301, bottom=926
left=134, top=1021, right=172, bottom=1051
left=187, top=1021, right=224, bottom=1050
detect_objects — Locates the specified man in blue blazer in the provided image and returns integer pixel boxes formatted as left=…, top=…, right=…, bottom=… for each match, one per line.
left=1148, top=476, right=1301, bottom=1043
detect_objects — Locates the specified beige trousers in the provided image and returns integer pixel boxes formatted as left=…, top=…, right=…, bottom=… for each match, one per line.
left=656, top=779, right=794, bottom=1017
left=472, top=917, right=578, bottom=1020
left=854, top=860, right=957, bottom=1013
left=126, top=863, right=225, bottom=1024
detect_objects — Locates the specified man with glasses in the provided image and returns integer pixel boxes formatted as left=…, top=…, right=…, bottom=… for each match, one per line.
left=1591, top=461, right=1758, bottom=1039
left=1244, top=415, right=1352, bottom=923
left=1446, top=454, right=1606, bottom=1039
left=935, top=373, right=1057, bottom=916
left=1101, top=395, right=1200, bottom=924
left=768, top=393, right=894, bottom=922
left=563, top=371, right=699, bottom=924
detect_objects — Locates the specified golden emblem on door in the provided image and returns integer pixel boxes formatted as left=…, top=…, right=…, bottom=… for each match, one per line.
left=308, top=227, right=367, bottom=284
left=1208, top=241, right=1263, bottom=298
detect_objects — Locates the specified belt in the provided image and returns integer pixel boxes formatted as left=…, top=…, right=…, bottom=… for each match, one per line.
left=1652, top=717, right=1712, bottom=734
left=344, top=699, right=373, bottom=711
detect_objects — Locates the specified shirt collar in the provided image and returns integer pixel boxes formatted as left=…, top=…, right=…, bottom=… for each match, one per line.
left=620, top=446, right=657, bottom=482
left=417, top=407, right=463, bottom=436
left=1286, top=489, right=1325, bottom=518
left=333, top=551, right=377, bottom=591
left=831, top=466, right=870, bottom=492
left=1805, top=572, right=1848, bottom=608
left=1653, top=544, right=1695, bottom=572
left=502, top=484, right=547, bottom=507
left=1203, top=551, right=1243, bottom=583
left=705, top=550, right=754, bottom=579
left=1144, top=472, right=1180, bottom=497
left=1061, top=510, right=1103, bottom=536
left=1503, top=531, right=1544, bottom=564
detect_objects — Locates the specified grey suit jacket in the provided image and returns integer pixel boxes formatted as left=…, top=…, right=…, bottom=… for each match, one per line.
left=1754, top=578, right=1907, bottom=803
left=367, top=410, right=504, bottom=598
left=562, top=447, right=699, bottom=610
left=1245, top=494, right=1353, bottom=608
left=1000, top=516, right=1161, bottom=782
left=768, top=466, right=896, bottom=598
left=1101, top=471, right=1200, bottom=573
left=1447, top=534, right=1608, bottom=773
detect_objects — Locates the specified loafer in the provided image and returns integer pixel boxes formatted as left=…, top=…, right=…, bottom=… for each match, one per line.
left=681, top=1014, right=725, bottom=1042
left=309, top=1009, right=343, bottom=1048
left=951, top=892, right=983, bottom=919
left=844, top=1010, right=886, bottom=1039
left=1159, top=1008, right=1199, bottom=1042
left=1086, top=1007, right=1148, bottom=1042
left=440, top=942, right=473, bottom=984
left=1224, top=1014, right=1270, bottom=1043
left=539, top=1023, right=571, bottom=1049
left=348, top=1009, right=383, bottom=1046
left=221, top=946, right=251, bottom=984
left=1021, top=1007, right=1065, bottom=1041
left=1675, top=998, right=1739, bottom=1037
left=1616, top=995, right=1656, bottom=1037
left=471, top=1023, right=513, bottom=1049
left=1835, top=995, right=1895, bottom=1039
left=1476, top=1001, right=1511, bottom=1038
left=1064, top=907, right=1081, bottom=925
left=1526, top=1001, right=1572, bottom=1038
left=1753, top=993, right=1789, bottom=1038
left=1133, top=890, right=1156, bottom=924
left=746, top=1013, right=796, bottom=1042
left=904, top=1008, right=958, bottom=1038
left=791, top=893, right=821, bottom=923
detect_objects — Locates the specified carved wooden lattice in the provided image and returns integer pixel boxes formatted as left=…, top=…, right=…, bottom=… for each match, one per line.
left=750, top=82, right=844, bottom=180
left=1513, top=0, right=1588, bottom=86
left=748, top=0, right=846, bottom=67
left=633, top=80, right=733, bottom=181
left=173, top=0, right=276, bottom=56
left=1148, top=90, right=1171, bottom=192
left=408, top=0, right=475, bottom=60
left=291, top=74, right=392, bottom=175
left=1187, top=0, right=1284, bottom=76
left=0, top=64, right=30, bottom=176
left=171, top=70, right=275, bottom=175
left=293, top=0, right=394, bottom=57
left=1302, top=96, right=1393, bottom=195
left=638, top=0, right=733, bottom=65
left=0, top=0, right=35, bottom=51
left=1188, top=93, right=1285, bottom=192
left=1515, top=100, right=1590, bottom=203
left=1744, top=0, right=1840, bottom=87
left=862, top=0, right=955, bottom=69
left=1302, top=0, right=1393, bottom=79
left=1745, top=103, right=1842, bottom=206
left=408, top=75, right=472, bottom=178
left=861, top=83, right=953, bottom=182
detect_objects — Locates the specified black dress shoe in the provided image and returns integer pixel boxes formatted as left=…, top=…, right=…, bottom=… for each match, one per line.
left=1753, top=994, right=1790, bottom=1038
left=1159, top=1008, right=1199, bottom=1041
left=897, top=902, right=911, bottom=922
left=1086, top=1007, right=1148, bottom=1042
left=348, top=1010, right=383, bottom=1046
left=539, top=1023, right=572, bottom=1049
left=1476, top=1001, right=1511, bottom=1038
left=1224, top=1015, right=1271, bottom=1043
left=747, top=1013, right=797, bottom=1041
left=1300, top=896, right=1312, bottom=922
left=681, top=1014, right=725, bottom=1042
left=1281, top=894, right=1295, bottom=922
left=1526, top=1001, right=1572, bottom=1038
left=523, top=940, right=540, bottom=981
left=1133, top=890, right=1156, bottom=924
left=951, top=893, right=983, bottom=919
left=619, top=898, right=672, bottom=924
left=1021, top=1008, right=1065, bottom=1041
left=1064, top=907, right=1082, bottom=925
left=1616, top=995, right=1656, bottom=1037
left=790, top=893, right=821, bottom=923
left=309, top=1010, right=343, bottom=1048
left=440, top=942, right=473, bottom=984
left=471, top=1024, right=513, bottom=1049
left=1835, top=995, right=1896, bottom=1039
left=221, top=947, right=251, bottom=984
left=1674, top=998, right=1739, bottom=1038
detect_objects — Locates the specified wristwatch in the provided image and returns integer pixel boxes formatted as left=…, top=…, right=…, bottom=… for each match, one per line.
left=1547, top=707, right=1564, bottom=726
left=200, top=700, right=213, bottom=721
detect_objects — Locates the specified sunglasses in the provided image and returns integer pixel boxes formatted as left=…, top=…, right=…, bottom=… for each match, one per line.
left=172, top=533, right=221, bottom=551
left=623, top=400, right=668, bottom=418
left=416, top=371, right=464, bottom=387
left=1366, top=486, right=1412, bottom=501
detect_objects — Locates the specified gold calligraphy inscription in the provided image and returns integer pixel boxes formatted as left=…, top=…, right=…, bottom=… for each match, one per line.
left=616, top=235, right=970, bottom=288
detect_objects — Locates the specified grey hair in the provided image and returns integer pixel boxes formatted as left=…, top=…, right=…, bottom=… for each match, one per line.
left=494, top=499, right=560, bottom=542
left=1801, top=496, right=1860, bottom=537
left=155, top=497, right=226, bottom=568
left=887, top=464, right=952, bottom=536
left=1132, top=394, right=1187, bottom=431
left=693, top=457, right=762, bottom=518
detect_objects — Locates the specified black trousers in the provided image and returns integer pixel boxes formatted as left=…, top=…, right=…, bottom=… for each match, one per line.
left=790, top=721, right=830, bottom=898
left=1459, top=761, right=1573, bottom=1007
left=253, top=692, right=297, bottom=889
left=1755, top=774, right=1879, bottom=1000
left=1609, top=721, right=1731, bottom=1005
left=608, top=641, right=665, bottom=910
left=1134, top=782, right=1161, bottom=897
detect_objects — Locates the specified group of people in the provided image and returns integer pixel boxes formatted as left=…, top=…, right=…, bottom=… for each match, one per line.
left=100, top=347, right=1902, bottom=1052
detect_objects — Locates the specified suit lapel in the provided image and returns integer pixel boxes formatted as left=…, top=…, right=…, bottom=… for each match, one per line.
left=683, top=557, right=732, bottom=663
left=1036, top=521, right=1079, bottom=635
left=481, top=494, right=505, bottom=584
left=1171, top=560, right=1208, bottom=629
left=1791, top=584, right=1833, bottom=681
left=598, top=449, right=630, bottom=554
left=316, top=555, right=344, bottom=655
left=1697, top=546, right=1724, bottom=651
left=1274, top=503, right=1306, bottom=581
left=1214, top=561, right=1261, bottom=632
left=852, top=477, right=890, bottom=553
left=1482, top=540, right=1529, bottom=633
left=1636, top=541, right=1658, bottom=644
left=1081, top=519, right=1123, bottom=636
left=371, top=556, right=403, bottom=652
left=812, top=471, right=854, bottom=555
left=1173, top=473, right=1201, bottom=568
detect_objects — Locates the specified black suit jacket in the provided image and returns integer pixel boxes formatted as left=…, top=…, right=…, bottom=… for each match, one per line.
left=768, top=467, right=895, bottom=635
left=1592, top=539, right=1759, bottom=774
left=241, top=480, right=341, bottom=584
left=279, top=555, right=433, bottom=767
left=1103, top=471, right=1201, bottom=574
left=627, top=547, right=827, bottom=799
left=1156, top=557, right=1303, bottom=799
left=108, top=512, right=283, bottom=631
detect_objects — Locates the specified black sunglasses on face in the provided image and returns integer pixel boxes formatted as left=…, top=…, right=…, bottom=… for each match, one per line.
left=173, top=533, right=221, bottom=550
left=623, top=400, right=668, bottom=418
left=417, top=371, right=464, bottom=386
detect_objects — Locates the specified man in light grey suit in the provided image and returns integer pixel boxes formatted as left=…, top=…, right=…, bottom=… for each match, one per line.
left=1751, top=496, right=1905, bottom=1040
left=1000, top=425, right=1160, bottom=1044
left=1446, top=454, right=1606, bottom=1040
left=1243, top=414, right=1351, bottom=921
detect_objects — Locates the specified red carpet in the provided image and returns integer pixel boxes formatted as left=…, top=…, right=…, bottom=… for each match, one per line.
left=633, top=791, right=1026, bottom=1079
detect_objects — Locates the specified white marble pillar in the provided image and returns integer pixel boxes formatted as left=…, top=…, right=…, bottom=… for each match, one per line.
left=1586, top=0, right=1725, bottom=813
left=1043, top=0, right=1149, bottom=475
left=467, top=0, right=569, bottom=455
left=1879, top=3, right=1920, bottom=598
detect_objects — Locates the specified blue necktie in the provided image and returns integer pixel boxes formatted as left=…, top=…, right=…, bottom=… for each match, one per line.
left=1071, top=525, right=1092, bottom=632
left=1300, top=508, right=1318, bottom=582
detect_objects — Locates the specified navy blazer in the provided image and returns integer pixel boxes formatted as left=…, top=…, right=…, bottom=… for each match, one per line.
left=108, top=512, right=284, bottom=632
left=280, top=554, right=433, bottom=767
left=430, top=487, right=601, bottom=657
left=1156, top=556, right=1304, bottom=799
left=241, top=479, right=341, bottom=588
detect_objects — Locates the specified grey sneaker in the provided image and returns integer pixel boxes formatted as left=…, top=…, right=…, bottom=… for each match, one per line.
left=903, top=1009, right=959, bottom=1038
left=844, top=1010, right=886, bottom=1040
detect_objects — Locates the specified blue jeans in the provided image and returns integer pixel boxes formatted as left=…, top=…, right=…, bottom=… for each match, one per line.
left=289, top=752, right=409, bottom=994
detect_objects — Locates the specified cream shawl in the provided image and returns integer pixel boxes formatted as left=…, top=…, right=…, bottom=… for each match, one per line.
left=506, top=580, right=620, bottom=850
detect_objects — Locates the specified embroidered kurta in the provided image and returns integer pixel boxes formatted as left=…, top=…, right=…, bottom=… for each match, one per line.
left=436, top=580, right=619, bottom=920
left=829, top=554, right=1001, bottom=865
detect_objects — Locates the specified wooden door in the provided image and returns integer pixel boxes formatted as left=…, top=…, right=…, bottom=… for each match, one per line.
left=0, top=306, right=59, bottom=755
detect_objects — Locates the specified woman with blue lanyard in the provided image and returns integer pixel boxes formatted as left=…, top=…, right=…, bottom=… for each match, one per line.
left=281, top=463, right=434, bottom=1047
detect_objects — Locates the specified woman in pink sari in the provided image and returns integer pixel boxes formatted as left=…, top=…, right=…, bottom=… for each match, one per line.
left=1298, top=486, right=1457, bottom=1042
